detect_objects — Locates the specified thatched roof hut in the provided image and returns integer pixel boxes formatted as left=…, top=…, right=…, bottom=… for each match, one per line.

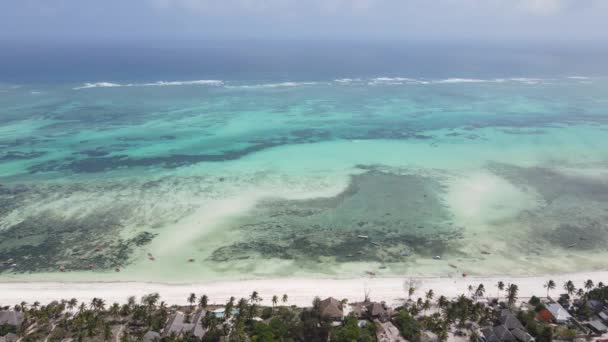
left=319, top=297, right=343, bottom=321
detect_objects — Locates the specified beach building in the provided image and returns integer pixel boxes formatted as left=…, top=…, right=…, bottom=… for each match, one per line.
left=0, top=333, right=17, bottom=342
left=375, top=320, right=406, bottom=342
left=481, top=310, right=534, bottom=342
left=0, top=310, right=23, bottom=329
left=598, top=311, right=608, bottom=323
left=162, top=310, right=206, bottom=338
left=143, top=330, right=161, bottom=342
left=367, top=302, right=390, bottom=322
left=546, top=303, right=572, bottom=324
left=499, top=310, right=524, bottom=331
left=319, top=297, right=344, bottom=321
left=588, top=320, right=608, bottom=334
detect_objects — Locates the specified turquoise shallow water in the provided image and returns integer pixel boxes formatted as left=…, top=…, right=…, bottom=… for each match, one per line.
left=1, top=76, right=608, bottom=281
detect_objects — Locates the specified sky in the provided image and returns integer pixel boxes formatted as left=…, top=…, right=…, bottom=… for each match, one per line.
left=1, top=0, right=607, bottom=42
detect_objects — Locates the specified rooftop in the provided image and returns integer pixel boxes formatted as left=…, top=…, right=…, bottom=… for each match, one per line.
left=0, top=311, right=24, bottom=327
left=546, top=303, right=572, bottom=323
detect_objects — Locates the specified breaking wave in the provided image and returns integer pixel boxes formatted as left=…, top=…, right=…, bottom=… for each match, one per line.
left=225, top=82, right=320, bottom=89
left=73, top=76, right=587, bottom=90
left=73, top=80, right=224, bottom=90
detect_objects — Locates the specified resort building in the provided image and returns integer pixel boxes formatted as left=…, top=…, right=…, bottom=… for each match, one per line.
left=481, top=310, right=535, bottom=342
left=546, top=303, right=572, bottom=324
left=0, top=311, right=23, bottom=330
left=367, top=302, right=390, bottom=322
left=319, top=297, right=344, bottom=321
left=161, top=310, right=206, bottom=338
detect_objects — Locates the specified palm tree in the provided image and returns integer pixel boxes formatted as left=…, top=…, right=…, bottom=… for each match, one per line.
left=563, top=280, right=576, bottom=296
left=598, top=282, right=605, bottom=289
left=425, top=289, right=434, bottom=301
left=576, top=288, right=584, bottom=297
left=32, top=301, right=40, bottom=310
left=437, top=295, right=448, bottom=310
left=422, top=299, right=431, bottom=313
left=67, top=298, right=78, bottom=311
left=408, top=286, right=416, bottom=301
left=282, top=294, right=288, bottom=305
left=544, top=280, right=556, bottom=298
left=199, top=294, right=209, bottom=309
left=142, top=292, right=160, bottom=308
left=475, top=284, right=485, bottom=299
left=237, top=298, right=248, bottom=317
left=225, top=297, right=235, bottom=320
left=103, top=323, right=112, bottom=341
left=109, top=303, right=120, bottom=318
left=584, top=279, right=594, bottom=292
left=250, top=291, right=261, bottom=304
left=497, top=281, right=505, bottom=299
left=506, top=283, right=518, bottom=307
left=272, top=295, right=278, bottom=308
left=188, top=293, right=197, bottom=309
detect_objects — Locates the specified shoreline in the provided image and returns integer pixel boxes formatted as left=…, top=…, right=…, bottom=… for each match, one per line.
left=2, top=270, right=607, bottom=307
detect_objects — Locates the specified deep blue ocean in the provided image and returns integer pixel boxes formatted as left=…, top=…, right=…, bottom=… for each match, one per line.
left=3, top=41, right=608, bottom=83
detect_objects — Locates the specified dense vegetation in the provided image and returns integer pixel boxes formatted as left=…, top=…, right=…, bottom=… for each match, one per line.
left=1, top=278, right=606, bottom=341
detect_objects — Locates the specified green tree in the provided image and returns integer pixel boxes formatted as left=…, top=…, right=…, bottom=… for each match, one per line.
left=225, top=297, right=235, bottom=320
left=332, top=315, right=374, bottom=342
left=251, top=322, right=275, bottom=342
left=475, top=284, right=486, bottom=298
left=395, top=310, right=421, bottom=341
left=188, top=293, right=197, bottom=309
left=250, top=291, right=261, bottom=304
left=506, top=284, right=519, bottom=307
left=282, top=294, right=288, bottom=305
left=199, top=294, right=209, bottom=309
left=497, top=281, right=505, bottom=299
left=272, top=295, right=278, bottom=308
left=469, top=330, right=480, bottom=342
left=544, top=280, right=555, bottom=298
left=584, top=279, right=594, bottom=291
left=563, top=280, right=575, bottom=296
left=408, top=286, right=416, bottom=301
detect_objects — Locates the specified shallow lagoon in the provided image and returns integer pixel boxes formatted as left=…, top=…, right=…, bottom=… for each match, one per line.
left=1, top=77, right=608, bottom=281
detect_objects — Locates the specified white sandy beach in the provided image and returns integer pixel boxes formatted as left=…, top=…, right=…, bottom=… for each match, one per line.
left=1, top=271, right=606, bottom=308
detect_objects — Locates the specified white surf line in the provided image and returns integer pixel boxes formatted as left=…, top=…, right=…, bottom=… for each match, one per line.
left=1, top=270, right=607, bottom=307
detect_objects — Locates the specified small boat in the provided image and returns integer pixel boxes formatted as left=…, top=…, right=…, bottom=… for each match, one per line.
left=481, top=251, right=490, bottom=255
left=148, top=256, right=156, bottom=261
left=358, top=235, right=369, bottom=239
left=567, top=244, right=576, bottom=248
left=372, top=242, right=381, bottom=247
left=433, top=255, right=441, bottom=260
left=449, top=264, right=457, bottom=269
left=366, top=271, right=376, bottom=276
left=188, top=258, right=195, bottom=262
